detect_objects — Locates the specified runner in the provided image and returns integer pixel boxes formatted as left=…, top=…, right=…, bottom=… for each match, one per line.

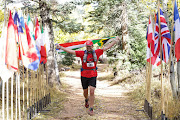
left=56, top=36, right=120, bottom=116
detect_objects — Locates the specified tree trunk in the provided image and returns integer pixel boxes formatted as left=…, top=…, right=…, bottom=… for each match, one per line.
left=170, top=56, right=177, bottom=98
left=39, top=0, right=60, bottom=87
left=162, top=0, right=168, bottom=24
left=177, top=60, right=180, bottom=97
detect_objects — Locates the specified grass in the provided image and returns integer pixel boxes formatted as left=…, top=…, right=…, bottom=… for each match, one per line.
left=97, top=73, right=115, bottom=81
left=126, top=70, right=180, bottom=119
left=34, top=87, right=67, bottom=120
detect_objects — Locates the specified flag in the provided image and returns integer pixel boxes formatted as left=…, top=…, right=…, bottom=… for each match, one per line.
left=14, top=11, right=34, bottom=68
left=174, top=0, right=180, bottom=61
left=146, top=15, right=157, bottom=65
left=0, top=25, right=13, bottom=81
left=35, top=17, right=40, bottom=40
left=39, top=25, right=50, bottom=64
left=44, top=26, right=50, bottom=56
left=35, top=20, right=48, bottom=64
left=97, top=38, right=112, bottom=47
left=56, top=37, right=114, bottom=53
left=154, top=9, right=171, bottom=64
left=25, top=15, right=40, bottom=71
left=5, top=11, right=18, bottom=71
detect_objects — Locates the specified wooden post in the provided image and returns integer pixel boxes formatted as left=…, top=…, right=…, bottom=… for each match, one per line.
left=158, top=0, right=165, bottom=114
left=37, top=68, right=39, bottom=107
left=7, top=78, right=9, bottom=120
left=11, top=74, right=14, bottom=120
left=23, top=66, right=25, bottom=118
left=2, top=80, right=5, bottom=120
left=39, top=65, right=42, bottom=110
left=17, top=73, right=21, bottom=120
left=16, top=73, right=18, bottom=120
left=27, top=69, right=29, bottom=109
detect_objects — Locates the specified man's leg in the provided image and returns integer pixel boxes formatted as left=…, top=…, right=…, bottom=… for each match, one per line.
left=81, top=76, right=89, bottom=108
left=89, top=86, right=95, bottom=108
left=83, top=88, right=88, bottom=99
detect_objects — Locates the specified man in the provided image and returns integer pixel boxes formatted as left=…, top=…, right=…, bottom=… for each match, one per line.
left=56, top=36, right=120, bottom=116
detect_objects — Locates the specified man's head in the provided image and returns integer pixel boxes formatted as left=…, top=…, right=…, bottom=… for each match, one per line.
left=86, top=40, right=93, bottom=52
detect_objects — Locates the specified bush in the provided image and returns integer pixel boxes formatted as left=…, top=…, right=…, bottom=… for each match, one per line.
left=62, top=53, right=75, bottom=66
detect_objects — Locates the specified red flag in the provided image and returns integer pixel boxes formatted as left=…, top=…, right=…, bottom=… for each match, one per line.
left=35, top=21, right=47, bottom=64
left=35, top=17, right=40, bottom=40
left=5, top=11, right=18, bottom=71
left=25, top=23, right=39, bottom=63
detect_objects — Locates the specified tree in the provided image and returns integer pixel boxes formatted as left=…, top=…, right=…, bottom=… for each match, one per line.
left=3, top=0, right=84, bottom=87
left=82, top=0, right=150, bottom=70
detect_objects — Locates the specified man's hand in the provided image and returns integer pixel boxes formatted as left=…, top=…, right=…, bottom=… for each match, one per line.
left=114, top=36, right=120, bottom=44
left=56, top=44, right=61, bottom=49
left=103, top=36, right=121, bottom=51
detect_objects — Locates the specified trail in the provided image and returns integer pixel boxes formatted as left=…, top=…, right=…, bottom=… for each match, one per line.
left=57, top=64, right=149, bottom=120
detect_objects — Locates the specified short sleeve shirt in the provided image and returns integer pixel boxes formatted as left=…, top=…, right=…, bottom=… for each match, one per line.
left=75, top=49, right=103, bottom=78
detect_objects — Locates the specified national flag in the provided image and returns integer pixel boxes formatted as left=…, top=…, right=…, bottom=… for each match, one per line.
left=146, top=15, right=157, bottom=65
left=56, top=37, right=114, bottom=53
left=0, top=25, right=13, bottom=81
left=97, top=38, right=113, bottom=47
left=35, top=20, right=48, bottom=64
left=5, top=11, right=18, bottom=71
left=25, top=15, right=40, bottom=71
left=174, top=0, right=180, bottom=61
left=154, top=9, right=171, bottom=63
left=35, top=17, right=40, bottom=40
left=39, top=25, right=50, bottom=64
left=14, top=11, right=34, bottom=69
left=44, top=26, right=50, bottom=56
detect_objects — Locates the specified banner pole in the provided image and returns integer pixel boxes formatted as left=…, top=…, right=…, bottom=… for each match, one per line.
left=2, top=80, right=5, bottom=120
left=22, top=66, right=25, bottom=118
left=158, top=0, right=165, bottom=114
left=11, top=74, right=14, bottom=120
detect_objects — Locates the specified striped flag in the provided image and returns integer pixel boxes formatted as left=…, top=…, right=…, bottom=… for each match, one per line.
left=14, top=11, right=34, bottom=69
left=25, top=15, right=40, bottom=71
left=154, top=9, right=171, bottom=64
left=35, top=17, right=40, bottom=40
left=56, top=37, right=114, bottom=53
left=35, top=19, right=48, bottom=64
left=174, top=0, right=180, bottom=61
left=0, top=25, right=13, bottom=81
left=5, top=11, right=18, bottom=71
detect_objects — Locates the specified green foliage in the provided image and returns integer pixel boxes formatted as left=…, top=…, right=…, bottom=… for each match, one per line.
left=5, top=0, right=83, bottom=34
left=82, top=0, right=149, bottom=69
left=62, top=53, right=75, bottom=66
left=127, top=0, right=148, bottom=69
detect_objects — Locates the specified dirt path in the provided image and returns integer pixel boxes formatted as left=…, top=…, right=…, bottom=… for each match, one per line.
left=57, top=68, right=149, bottom=120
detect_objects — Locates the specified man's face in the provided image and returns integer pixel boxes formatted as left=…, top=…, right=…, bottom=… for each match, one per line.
left=86, top=45, right=93, bottom=52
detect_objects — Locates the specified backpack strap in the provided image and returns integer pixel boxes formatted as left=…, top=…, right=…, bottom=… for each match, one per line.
left=83, top=50, right=97, bottom=63
left=92, top=50, right=97, bottom=62
left=83, top=50, right=88, bottom=63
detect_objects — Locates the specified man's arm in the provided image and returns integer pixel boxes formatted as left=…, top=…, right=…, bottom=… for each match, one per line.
left=102, top=36, right=120, bottom=51
left=56, top=44, right=76, bottom=55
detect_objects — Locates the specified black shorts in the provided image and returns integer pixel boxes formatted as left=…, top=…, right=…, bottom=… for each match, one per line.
left=81, top=76, right=97, bottom=89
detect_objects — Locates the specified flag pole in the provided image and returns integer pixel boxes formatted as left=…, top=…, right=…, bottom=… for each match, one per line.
left=2, top=80, right=5, bottom=120
left=147, top=13, right=154, bottom=103
left=3, top=1, right=7, bottom=120
left=15, top=73, right=18, bottom=120
left=158, top=0, right=165, bottom=115
left=22, top=66, right=25, bottom=118
left=11, top=74, right=14, bottom=120
left=166, top=0, right=175, bottom=116
left=36, top=68, right=39, bottom=113
left=26, top=68, right=29, bottom=114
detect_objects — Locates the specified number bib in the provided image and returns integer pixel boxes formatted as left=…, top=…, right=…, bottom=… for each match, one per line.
left=87, top=62, right=95, bottom=67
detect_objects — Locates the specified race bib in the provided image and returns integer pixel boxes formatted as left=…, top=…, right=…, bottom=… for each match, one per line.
left=87, top=62, right=95, bottom=67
